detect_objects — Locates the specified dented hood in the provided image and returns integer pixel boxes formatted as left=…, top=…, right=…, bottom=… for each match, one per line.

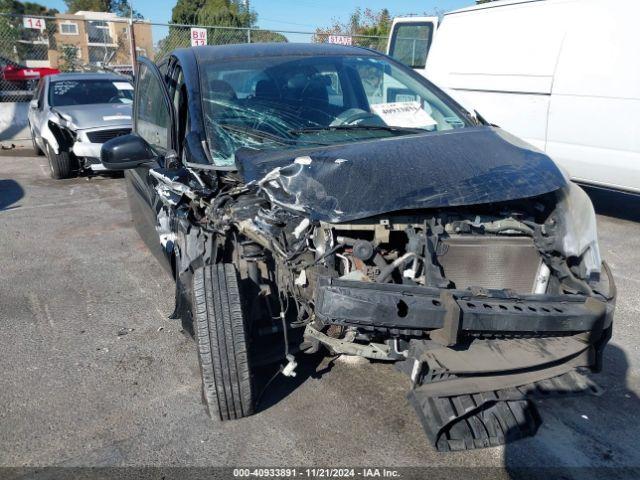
left=235, top=127, right=567, bottom=223
left=52, top=103, right=132, bottom=130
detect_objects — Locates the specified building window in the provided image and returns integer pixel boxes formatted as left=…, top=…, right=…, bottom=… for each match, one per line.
left=87, top=20, right=113, bottom=44
left=59, top=22, right=79, bottom=35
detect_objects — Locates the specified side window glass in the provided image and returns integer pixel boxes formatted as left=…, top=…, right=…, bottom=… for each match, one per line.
left=172, top=68, right=184, bottom=115
left=32, top=79, right=41, bottom=101
left=37, top=81, right=46, bottom=108
left=135, top=63, right=171, bottom=152
left=388, top=23, right=434, bottom=69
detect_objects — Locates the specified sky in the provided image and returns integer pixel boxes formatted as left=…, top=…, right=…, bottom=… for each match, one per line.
left=40, top=0, right=475, bottom=31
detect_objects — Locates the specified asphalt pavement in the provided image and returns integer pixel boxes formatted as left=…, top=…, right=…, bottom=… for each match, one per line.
left=1, top=150, right=640, bottom=478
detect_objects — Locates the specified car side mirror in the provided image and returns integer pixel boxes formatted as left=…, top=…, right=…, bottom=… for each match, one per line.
left=101, top=134, right=155, bottom=170
left=29, top=99, right=38, bottom=109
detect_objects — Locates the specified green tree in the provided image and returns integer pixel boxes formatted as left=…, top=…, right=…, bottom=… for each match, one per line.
left=159, top=0, right=285, bottom=60
left=64, top=0, right=109, bottom=13
left=64, top=0, right=141, bottom=17
left=0, top=0, right=58, bottom=15
left=315, top=7, right=392, bottom=51
left=0, top=1, right=58, bottom=63
left=172, top=0, right=253, bottom=27
left=59, top=44, right=80, bottom=71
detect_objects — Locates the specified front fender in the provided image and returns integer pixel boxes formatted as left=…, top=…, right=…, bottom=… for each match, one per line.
left=41, top=113, right=60, bottom=153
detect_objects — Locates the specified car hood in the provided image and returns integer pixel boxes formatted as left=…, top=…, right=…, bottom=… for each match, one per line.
left=52, top=103, right=132, bottom=130
left=235, top=127, right=568, bottom=223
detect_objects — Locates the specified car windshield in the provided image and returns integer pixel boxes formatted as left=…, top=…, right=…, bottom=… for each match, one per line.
left=200, top=54, right=472, bottom=167
left=49, top=79, right=133, bottom=107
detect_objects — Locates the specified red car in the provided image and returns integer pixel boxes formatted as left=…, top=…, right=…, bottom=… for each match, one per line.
left=0, top=57, right=59, bottom=99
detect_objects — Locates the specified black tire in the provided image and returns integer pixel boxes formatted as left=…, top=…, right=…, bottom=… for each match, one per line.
left=46, top=143, right=72, bottom=179
left=29, top=126, right=44, bottom=156
left=193, top=263, right=255, bottom=421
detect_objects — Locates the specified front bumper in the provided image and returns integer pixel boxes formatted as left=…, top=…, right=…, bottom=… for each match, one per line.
left=72, top=125, right=131, bottom=170
left=72, top=141, right=104, bottom=169
left=312, top=263, right=616, bottom=451
left=314, top=265, right=615, bottom=337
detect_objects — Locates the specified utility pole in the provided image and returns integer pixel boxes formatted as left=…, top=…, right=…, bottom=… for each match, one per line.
left=128, top=0, right=137, bottom=76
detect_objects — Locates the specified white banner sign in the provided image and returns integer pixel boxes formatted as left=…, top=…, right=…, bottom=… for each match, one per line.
left=370, top=101, right=437, bottom=129
left=23, top=17, right=46, bottom=31
left=190, top=28, right=207, bottom=46
left=327, top=35, right=352, bottom=46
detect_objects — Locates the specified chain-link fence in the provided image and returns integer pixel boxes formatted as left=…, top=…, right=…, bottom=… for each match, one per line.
left=151, top=22, right=389, bottom=61
left=0, top=12, right=388, bottom=103
left=0, top=12, right=140, bottom=102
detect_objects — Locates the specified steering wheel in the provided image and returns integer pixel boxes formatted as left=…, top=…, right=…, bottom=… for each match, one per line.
left=330, top=108, right=385, bottom=127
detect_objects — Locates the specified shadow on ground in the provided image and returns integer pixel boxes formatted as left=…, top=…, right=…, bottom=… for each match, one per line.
left=253, top=352, right=333, bottom=414
left=583, top=185, right=640, bottom=222
left=504, top=344, right=640, bottom=479
left=0, top=179, right=24, bottom=211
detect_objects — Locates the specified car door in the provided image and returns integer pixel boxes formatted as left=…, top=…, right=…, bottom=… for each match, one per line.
left=28, top=78, right=46, bottom=139
left=126, top=57, right=176, bottom=276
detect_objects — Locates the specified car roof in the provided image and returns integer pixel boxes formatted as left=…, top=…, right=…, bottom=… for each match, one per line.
left=47, top=72, right=130, bottom=82
left=185, top=42, right=380, bottom=64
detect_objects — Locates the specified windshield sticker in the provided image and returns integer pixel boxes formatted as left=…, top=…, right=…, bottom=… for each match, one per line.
left=52, top=81, right=78, bottom=95
left=113, top=82, right=133, bottom=91
left=370, top=101, right=437, bottom=129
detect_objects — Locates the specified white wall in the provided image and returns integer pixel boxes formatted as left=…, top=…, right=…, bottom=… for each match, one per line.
left=0, top=103, right=31, bottom=141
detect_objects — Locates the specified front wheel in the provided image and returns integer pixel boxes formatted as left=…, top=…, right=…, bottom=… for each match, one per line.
left=192, top=263, right=255, bottom=420
left=46, top=143, right=72, bottom=179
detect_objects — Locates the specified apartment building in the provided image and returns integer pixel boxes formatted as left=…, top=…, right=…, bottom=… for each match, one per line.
left=19, top=11, right=153, bottom=70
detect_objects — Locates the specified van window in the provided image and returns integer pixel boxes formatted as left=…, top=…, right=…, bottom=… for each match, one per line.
left=388, top=23, right=435, bottom=69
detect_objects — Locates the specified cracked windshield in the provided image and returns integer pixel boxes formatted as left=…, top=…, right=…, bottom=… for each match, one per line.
left=200, top=55, right=470, bottom=166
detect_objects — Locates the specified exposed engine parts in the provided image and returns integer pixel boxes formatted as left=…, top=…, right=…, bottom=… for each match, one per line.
left=150, top=162, right=615, bottom=452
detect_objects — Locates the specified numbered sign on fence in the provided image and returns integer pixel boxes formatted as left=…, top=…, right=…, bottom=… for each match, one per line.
left=23, top=17, right=46, bottom=31
left=327, top=35, right=352, bottom=46
left=191, top=28, right=207, bottom=46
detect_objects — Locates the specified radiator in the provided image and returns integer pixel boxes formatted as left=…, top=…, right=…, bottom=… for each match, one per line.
left=438, top=235, right=541, bottom=293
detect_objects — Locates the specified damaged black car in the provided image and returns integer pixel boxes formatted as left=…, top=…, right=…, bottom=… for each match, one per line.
left=101, top=44, right=615, bottom=451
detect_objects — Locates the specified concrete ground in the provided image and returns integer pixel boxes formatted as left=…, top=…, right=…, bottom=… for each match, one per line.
left=1, top=151, right=640, bottom=478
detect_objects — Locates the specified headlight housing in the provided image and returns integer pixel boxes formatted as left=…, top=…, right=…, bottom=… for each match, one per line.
left=555, top=182, right=601, bottom=281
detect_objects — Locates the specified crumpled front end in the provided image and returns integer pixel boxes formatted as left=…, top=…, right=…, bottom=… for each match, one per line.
left=44, top=104, right=132, bottom=172
left=148, top=129, right=615, bottom=451
left=223, top=181, right=614, bottom=451
left=72, top=126, right=132, bottom=170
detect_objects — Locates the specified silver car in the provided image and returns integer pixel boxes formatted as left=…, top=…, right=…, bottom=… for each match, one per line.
left=28, top=72, right=133, bottom=179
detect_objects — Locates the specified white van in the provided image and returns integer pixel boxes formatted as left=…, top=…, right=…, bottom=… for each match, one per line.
left=388, top=0, right=640, bottom=193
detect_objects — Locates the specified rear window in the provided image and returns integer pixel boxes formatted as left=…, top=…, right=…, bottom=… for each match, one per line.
left=49, top=79, right=133, bottom=107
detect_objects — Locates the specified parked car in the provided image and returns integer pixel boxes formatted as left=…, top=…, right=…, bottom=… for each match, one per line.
left=101, top=44, right=615, bottom=451
left=405, top=0, right=640, bottom=193
left=0, top=56, right=59, bottom=100
left=28, top=72, right=133, bottom=179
